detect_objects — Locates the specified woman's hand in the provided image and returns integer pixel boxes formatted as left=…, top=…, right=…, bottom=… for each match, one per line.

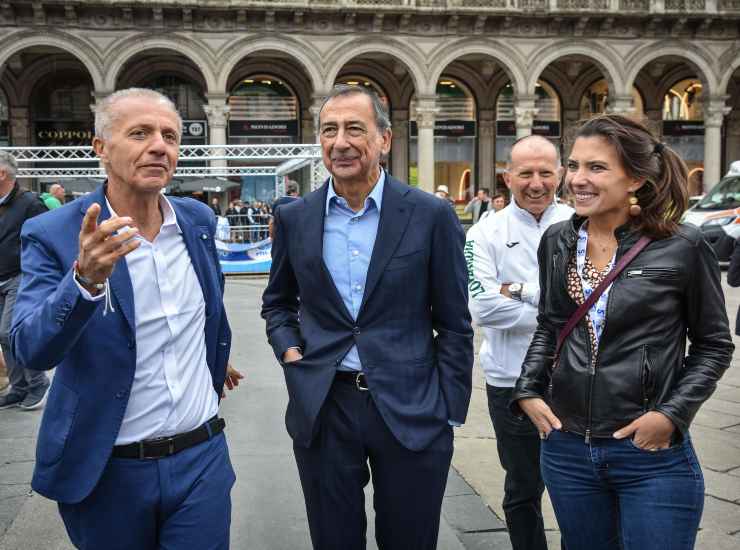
left=519, top=397, right=562, bottom=439
left=613, top=411, right=676, bottom=450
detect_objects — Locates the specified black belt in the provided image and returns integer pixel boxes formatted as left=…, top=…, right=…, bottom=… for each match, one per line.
left=334, top=371, right=369, bottom=391
left=112, top=416, right=226, bottom=460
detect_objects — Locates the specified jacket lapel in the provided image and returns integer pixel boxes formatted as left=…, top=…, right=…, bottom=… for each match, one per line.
left=359, top=177, right=413, bottom=314
left=80, top=185, right=136, bottom=333
left=173, top=203, right=213, bottom=317
left=303, top=181, right=354, bottom=323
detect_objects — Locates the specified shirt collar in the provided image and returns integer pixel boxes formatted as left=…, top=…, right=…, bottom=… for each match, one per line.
left=510, top=197, right=557, bottom=226
left=105, top=192, right=182, bottom=234
left=325, top=169, right=385, bottom=217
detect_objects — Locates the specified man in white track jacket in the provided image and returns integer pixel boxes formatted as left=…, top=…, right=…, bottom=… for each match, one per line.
left=465, top=135, right=572, bottom=550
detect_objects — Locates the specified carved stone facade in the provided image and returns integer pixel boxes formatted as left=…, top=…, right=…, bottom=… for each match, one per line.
left=1, top=0, right=740, bottom=193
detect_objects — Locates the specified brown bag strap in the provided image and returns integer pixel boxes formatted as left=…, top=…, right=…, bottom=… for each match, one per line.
left=554, top=235, right=652, bottom=361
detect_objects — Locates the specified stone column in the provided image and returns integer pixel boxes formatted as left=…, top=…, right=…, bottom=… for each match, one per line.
left=203, top=94, right=230, bottom=173
left=703, top=96, right=731, bottom=192
left=415, top=96, right=437, bottom=194
left=725, top=110, right=740, bottom=169
left=478, top=109, right=495, bottom=194
left=644, top=108, right=663, bottom=139
left=514, top=95, right=538, bottom=139
left=9, top=106, right=31, bottom=146
left=309, top=94, right=328, bottom=143
left=391, top=108, right=409, bottom=182
left=561, top=108, right=581, bottom=156
left=606, top=94, right=634, bottom=115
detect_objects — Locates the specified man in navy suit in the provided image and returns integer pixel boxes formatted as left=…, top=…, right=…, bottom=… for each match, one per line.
left=262, top=85, right=474, bottom=549
left=11, top=88, right=242, bottom=550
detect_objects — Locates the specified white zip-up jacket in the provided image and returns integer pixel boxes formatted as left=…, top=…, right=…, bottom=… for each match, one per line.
left=465, top=200, right=573, bottom=387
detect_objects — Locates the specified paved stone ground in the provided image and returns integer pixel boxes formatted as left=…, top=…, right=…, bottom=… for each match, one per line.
left=1, top=275, right=739, bottom=549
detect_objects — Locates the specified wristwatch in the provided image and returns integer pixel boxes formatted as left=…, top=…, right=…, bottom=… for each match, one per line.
left=73, top=261, right=106, bottom=292
left=509, top=283, right=523, bottom=301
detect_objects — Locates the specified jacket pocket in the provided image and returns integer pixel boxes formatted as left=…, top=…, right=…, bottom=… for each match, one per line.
left=36, top=382, right=79, bottom=466
left=626, top=267, right=680, bottom=279
left=641, top=346, right=655, bottom=412
left=385, top=249, right=424, bottom=271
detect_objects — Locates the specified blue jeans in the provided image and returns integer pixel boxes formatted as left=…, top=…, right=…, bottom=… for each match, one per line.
left=541, top=429, right=704, bottom=550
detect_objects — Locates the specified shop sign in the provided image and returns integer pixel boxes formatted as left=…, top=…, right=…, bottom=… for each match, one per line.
left=409, top=120, right=476, bottom=137
left=182, top=120, right=208, bottom=140
left=35, top=121, right=93, bottom=146
left=229, top=120, right=298, bottom=137
left=663, top=121, right=704, bottom=136
left=496, top=120, right=560, bottom=137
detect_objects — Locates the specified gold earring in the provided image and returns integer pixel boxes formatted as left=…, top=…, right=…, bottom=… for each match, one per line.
left=629, top=195, right=641, bottom=217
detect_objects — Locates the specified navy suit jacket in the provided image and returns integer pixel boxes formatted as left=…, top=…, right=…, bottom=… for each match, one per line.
left=10, top=185, right=231, bottom=504
left=262, top=175, right=473, bottom=451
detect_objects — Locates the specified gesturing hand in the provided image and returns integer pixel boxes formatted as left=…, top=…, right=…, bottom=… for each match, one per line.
left=519, top=397, right=562, bottom=439
left=613, top=411, right=676, bottom=451
left=77, top=203, right=140, bottom=291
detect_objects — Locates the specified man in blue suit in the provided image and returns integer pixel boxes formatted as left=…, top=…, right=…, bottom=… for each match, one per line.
left=11, top=88, right=241, bottom=550
left=262, top=85, right=474, bottom=549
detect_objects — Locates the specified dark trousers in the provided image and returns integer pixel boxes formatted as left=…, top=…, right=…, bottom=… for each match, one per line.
left=487, top=384, right=549, bottom=550
left=0, top=275, right=48, bottom=396
left=294, top=378, right=453, bottom=550
left=542, top=429, right=704, bottom=550
left=59, top=432, right=236, bottom=550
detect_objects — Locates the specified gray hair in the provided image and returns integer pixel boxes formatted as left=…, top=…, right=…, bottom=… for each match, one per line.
left=320, top=84, right=391, bottom=133
left=94, top=88, right=182, bottom=140
left=0, top=150, right=17, bottom=181
left=506, top=135, right=561, bottom=168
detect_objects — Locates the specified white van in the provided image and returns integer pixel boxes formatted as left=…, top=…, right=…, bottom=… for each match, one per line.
left=683, top=163, right=740, bottom=265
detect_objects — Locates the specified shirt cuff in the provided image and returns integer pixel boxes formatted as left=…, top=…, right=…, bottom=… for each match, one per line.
left=73, top=275, right=106, bottom=302
left=521, top=283, right=540, bottom=307
left=448, top=420, right=463, bottom=427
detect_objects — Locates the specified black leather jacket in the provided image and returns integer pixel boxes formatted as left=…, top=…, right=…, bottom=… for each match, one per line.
left=511, top=216, right=734, bottom=442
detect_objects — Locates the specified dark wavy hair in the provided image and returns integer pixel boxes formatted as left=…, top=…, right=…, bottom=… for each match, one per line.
left=571, top=114, right=689, bottom=239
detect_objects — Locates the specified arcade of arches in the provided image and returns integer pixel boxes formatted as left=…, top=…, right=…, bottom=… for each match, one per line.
left=2, top=13, right=740, bottom=210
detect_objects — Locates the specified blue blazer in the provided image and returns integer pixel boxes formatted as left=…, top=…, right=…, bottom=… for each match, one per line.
left=10, top=185, right=231, bottom=504
left=262, top=175, right=474, bottom=451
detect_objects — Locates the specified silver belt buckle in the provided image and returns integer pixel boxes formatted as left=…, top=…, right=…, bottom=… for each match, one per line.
left=355, top=372, right=369, bottom=392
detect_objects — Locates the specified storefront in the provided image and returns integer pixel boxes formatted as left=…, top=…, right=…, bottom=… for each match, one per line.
left=663, top=78, right=705, bottom=194
left=409, top=77, right=477, bottom=202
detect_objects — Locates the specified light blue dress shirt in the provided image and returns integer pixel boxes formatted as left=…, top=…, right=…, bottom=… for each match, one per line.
left=323, top=171, right=385, bottom=372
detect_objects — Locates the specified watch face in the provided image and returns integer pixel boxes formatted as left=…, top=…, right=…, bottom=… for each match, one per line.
left=509, top=283, right=522, bottom=293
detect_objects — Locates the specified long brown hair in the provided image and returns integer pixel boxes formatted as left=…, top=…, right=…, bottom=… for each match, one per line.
left=572, top=114, right=689, bottom=239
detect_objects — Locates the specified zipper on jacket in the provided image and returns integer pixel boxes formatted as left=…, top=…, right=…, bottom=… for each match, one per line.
left=584, top=269, right=615, bottom=445
left=626, top=267, right=679, bottom=279
left=641, top=345, right=652, bottom=412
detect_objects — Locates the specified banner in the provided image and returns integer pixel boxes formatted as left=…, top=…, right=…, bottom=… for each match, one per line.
left=496, top=120, right=560, bottom=137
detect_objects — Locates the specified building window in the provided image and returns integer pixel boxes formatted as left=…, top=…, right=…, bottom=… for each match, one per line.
left=228, top=76, right=300, bottom=145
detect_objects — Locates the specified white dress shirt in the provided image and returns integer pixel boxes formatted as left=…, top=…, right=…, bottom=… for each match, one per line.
left=77, top=195, right=218, bottom=444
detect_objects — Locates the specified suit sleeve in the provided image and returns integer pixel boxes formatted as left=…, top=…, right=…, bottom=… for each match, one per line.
left=208, top=212, right=232, bottom=382
left=11, top=220, right=101, bottom=371
left=465, top=224, right=539, bottom=332
left=261, top=206, right=303, bottom=361
left=430, top=201, right=474, bottom=424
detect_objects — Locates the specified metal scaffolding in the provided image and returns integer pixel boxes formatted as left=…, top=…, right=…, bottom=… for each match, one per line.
left=0, top=144, right=329, bottom=191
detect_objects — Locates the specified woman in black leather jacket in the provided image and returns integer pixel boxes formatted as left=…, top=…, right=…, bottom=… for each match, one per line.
left=512, top=114, right=733, bottom=550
